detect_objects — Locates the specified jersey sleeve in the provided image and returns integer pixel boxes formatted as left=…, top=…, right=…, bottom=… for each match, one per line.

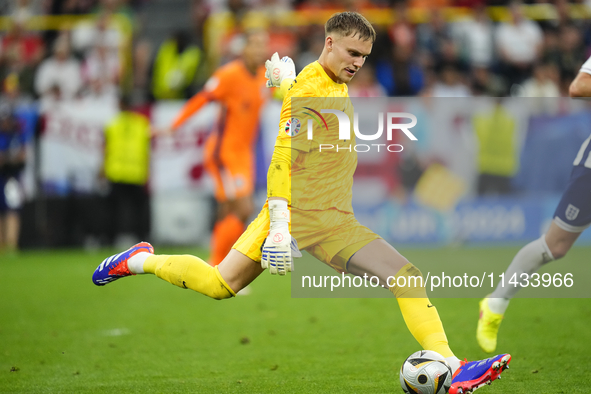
left=269, top=78, right=318, bottom=202
left=203, top=68, right=231, bottom=101
left=267, top=145, right=299, bottom=202
left=171, top=69, right=229, bottom=130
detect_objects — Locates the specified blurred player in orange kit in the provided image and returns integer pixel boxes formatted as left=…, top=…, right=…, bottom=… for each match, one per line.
left=168, top=30, right=270, bottom=265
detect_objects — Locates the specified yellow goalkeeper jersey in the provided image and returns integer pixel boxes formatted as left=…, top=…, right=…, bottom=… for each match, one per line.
left=274, top=61, right=356, bottom=213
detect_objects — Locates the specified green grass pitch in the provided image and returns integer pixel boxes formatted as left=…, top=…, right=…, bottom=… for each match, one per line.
left=1, top=245, right=590, bottom=393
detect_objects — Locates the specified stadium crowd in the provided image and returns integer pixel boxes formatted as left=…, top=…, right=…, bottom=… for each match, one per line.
left=1, top=0, right=591, bottom=106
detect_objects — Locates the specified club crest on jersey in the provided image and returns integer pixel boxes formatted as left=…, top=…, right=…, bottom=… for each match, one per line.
left=285, top=117, right=301, bottom=137
left=566, top=204, right=580, bottom=221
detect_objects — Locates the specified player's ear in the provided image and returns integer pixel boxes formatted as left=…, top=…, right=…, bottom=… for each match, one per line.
left=326, top=36, right=333, bottom=52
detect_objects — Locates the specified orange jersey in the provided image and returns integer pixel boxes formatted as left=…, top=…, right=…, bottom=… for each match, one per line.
left=172, top=59, right=268, bottom=154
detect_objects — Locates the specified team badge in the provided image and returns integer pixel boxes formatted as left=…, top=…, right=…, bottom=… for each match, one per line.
left=285, top=117, right=301, bottom=137
left=566, top=204, right=580, bottom=221
left=273, top=233, right=284, bottom=243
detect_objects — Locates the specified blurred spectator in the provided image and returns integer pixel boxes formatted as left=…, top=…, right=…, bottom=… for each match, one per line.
left=203, top=0, right=251, bottom=70
left=102, top=96, right=151, bottom=247
left=81, top=78, right=119, bottom=109
left=417, top=8, right=452, bottom=66
left=256, top=0, right=291, bottom=15
left=95, top=0, right=136, bottom=20
left=495, top=1, right=543, bottom=86
left=0, top=104, right=27, bottom=253
left=268, top=24, right=298, bottom=60
left=519, top=62, right=560, bottom=98
left=471, top=66, right=506, bottom=96
left=388, top=3, right=416, bottom=50
left=296, top=0, right=340, bottom=11
left=224, top=0, right=250, bottom=17
left=431, top=65, right=471, bottom=97
left=71, top=11, right=123, bottom=56
left=131, top=39, right=152, bottom=105
left=191, top=0, right=213, bottom=42
left=0, top=17, right=44, bottom=73
left=49, top=0, right=98, bottom=14
left=44, top=1, right=97, bottom=49
left=82, top=43, right=121, bottom=89
left=38, top=84, right=65, bottom=114
left=151, top=31, right=203, bottom=100
left=549, top=0, right=583, bottom=30
left=473, top=100, right=518, bottom=196
left=434, top=38, right=468, bottom=75
left=409, top=0, right=450, bottom=7
left=376, top=44, right=425, bottom=97
left=0, top=50, right=38, bottom=100
left=35, top=33, right=82, bottom=103
left=296, top=28, right=325, bottom=71
left=2, top=74, right=25, bottom=106
left=8, top=0, right=44, bottom=20
left=541, top=27, right=561, bottom=66
left=555, top=25, right=586, bottom=88
left=348, top=65, right=387, bottom=97
left=454, top=4, right=494, bottom=69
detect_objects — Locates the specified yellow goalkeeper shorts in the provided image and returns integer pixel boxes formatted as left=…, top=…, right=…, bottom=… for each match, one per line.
left=233, top=201, right=380, bottom=272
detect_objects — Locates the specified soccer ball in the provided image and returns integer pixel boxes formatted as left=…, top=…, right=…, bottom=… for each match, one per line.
left=399, top=350, right=452, bottom=394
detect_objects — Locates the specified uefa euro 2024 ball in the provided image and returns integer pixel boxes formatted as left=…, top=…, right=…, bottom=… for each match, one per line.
left=399, top=350, right=452, bottom=394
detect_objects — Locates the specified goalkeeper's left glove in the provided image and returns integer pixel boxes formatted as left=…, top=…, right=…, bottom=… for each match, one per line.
left=265, top=52, right=296, bottom=88
left=261, top=199, right=302, bottom=275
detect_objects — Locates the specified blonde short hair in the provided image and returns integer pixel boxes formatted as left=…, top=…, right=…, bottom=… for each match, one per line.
left=325, top=12, right=376, bottom=43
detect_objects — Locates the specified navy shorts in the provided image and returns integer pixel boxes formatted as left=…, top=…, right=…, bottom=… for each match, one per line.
left=553, top=165, right=591, bottom=232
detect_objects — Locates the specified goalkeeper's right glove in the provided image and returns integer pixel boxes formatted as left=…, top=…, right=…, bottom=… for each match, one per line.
left=265, top=52, right=296, bottom=88
left=261, top=199, right=301, bottom=275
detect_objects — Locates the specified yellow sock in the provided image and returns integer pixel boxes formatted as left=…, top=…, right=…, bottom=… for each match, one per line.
left=144, top=255, right=236, bottom=300
left=391, top=263, right=454, bottom=358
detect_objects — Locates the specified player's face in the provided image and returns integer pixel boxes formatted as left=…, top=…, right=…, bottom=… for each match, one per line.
left=327, top=33, right=372, bottom=84
left=243, top=31, right=269, bottom=70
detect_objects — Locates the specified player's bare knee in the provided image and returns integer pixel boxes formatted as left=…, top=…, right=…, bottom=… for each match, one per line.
left=548, top=243, right=568, bottom=260
left=544, top=234, right=570, bottom=261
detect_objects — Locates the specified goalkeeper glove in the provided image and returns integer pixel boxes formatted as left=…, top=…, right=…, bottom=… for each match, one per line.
left=261, top=199, right=302, bottom=275
left=265, top=52, right=296, bottom=88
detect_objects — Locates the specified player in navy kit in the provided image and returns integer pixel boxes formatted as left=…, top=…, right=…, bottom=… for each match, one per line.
left=476, top=55, right=591, bottom=353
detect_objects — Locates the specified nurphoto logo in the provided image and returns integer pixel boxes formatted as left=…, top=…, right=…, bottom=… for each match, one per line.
left=306, top=110, right=418, bottom=152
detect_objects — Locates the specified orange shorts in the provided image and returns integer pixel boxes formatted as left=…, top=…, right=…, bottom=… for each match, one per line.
left=204, top=137, right=254, bottom=202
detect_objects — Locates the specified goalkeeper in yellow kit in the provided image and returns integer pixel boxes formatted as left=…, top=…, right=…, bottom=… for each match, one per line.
left=92, top=12, right=511, bottom=393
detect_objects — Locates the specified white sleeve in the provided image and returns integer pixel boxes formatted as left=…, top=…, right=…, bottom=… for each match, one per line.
left=34, top=61, right=51, bottom=95
left=67, top=60, right=83, bottom=98
left=580, top=55, right=591, bottom=75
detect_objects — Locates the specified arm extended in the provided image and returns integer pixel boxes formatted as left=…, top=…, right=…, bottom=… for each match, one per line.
left=569, top=72, right=591, bottom=98
left=171, top=91, right=213, bottom=130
